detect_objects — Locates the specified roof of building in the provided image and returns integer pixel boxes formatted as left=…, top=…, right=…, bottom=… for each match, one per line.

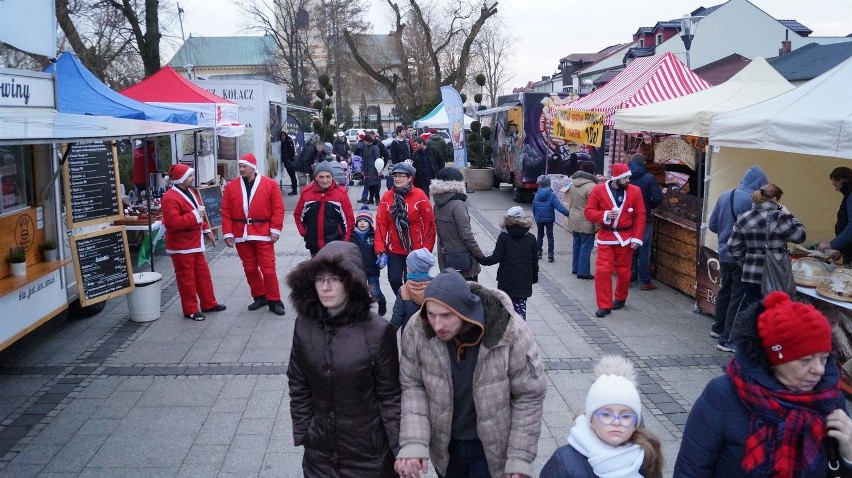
left=693, top=53, right=751, bottom=85
left=635, top=26, right=655, bottom=36
left=778, top=19, right=813, bottom=35
left=593, top=68, right=624, bottom=86
left=624, top=47, right=657, bottom=61
left=690, top=3, right=724, bottom=17
left=653, top=21, right=681, bottom=30
left=561, top=44, right=628, bottom=64
left=769, top=41, right=852, bottom=82
left=168, top=36, right=276, bottom=68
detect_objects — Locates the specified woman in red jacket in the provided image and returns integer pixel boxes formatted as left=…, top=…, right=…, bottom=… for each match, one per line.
left=374, top=161, right=436, bottom=297
left=161, top=164, right=225, bottom=321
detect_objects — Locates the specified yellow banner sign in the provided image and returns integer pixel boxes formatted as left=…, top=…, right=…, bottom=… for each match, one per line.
left=552, top=109, right=605, bottom=147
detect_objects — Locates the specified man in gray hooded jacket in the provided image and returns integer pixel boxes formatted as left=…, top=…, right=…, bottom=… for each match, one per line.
left=395, top=268, right=546, bottom=478
left=708, top=165, right=769, bottom=352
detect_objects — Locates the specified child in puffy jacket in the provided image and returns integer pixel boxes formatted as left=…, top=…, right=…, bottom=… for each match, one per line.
left=390, top=248, right=435, bottom=333
left=349, top=206, right=386, bottom=316
left=533, top=175, right=570, bottom=262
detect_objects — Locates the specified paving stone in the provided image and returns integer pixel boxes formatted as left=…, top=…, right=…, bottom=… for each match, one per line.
left=220, top=434, right=267, bottom=474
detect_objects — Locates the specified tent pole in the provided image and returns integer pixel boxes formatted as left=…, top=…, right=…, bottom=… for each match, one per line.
left=143, top=137, right=155, bottom=272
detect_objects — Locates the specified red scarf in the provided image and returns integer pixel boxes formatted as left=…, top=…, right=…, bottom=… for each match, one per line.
left=727, top=359, right=840, bottom=477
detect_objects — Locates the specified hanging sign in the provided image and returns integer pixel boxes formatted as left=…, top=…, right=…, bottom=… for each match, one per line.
left=552, top=109, right=605, bottom=147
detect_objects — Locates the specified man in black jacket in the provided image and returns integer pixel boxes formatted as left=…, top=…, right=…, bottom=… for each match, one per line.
left=279, top=132, right=298, bottom=195
left=388, top=126, right=412, bottom=190
left=628, top=154, right=663, bottom=290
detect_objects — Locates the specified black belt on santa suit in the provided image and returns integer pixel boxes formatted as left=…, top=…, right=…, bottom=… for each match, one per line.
left=603, top=225, right=632, bottom=232
left=233, top=218, right=269, bottom=224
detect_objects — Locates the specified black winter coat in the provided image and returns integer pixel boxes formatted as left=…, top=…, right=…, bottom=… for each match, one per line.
left=628, top=159, right=662, bottom=223
left=286, top=242, right=401, bottom=477
left=540, top=444, right=596, bottom=478
left=359, top=142, right=383, bottom=186
left=478, top=217, right=538, bottom=299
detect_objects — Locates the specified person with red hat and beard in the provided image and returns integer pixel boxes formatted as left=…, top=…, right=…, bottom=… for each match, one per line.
left=222, top=153, right=287, bottom=315
left=161, top=164, right=225, bottom=321
left=584, top=162, right=646, bottom=318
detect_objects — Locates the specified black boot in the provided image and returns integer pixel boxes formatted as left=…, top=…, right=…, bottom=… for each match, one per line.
left=378, top=301, right=387, bottom=316
left=248, top=295, right=267, bottom=311
left=268, top=301, right=286, bottom=316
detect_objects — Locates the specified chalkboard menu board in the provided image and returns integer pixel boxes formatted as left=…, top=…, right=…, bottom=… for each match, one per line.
left=71, top=227, right=135, bottom=306
left=198, top=185, right=223, bottom=229
left=63, top=142, right=123, bottom=228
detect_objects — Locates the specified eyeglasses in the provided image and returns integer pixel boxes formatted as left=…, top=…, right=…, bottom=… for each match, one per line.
left=392, top=173, right=410, bottom=178
left=592, top=410, right=638, bottom=427
left=314, top=275, right=343, bottom=286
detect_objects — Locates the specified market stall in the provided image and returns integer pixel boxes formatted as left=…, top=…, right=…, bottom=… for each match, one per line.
left=612, top=58, right=794, bottom=302
left=707, top=55, right=852, bottom=388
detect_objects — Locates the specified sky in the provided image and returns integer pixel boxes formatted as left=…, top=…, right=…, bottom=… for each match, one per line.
left=171, top=0, right=852, bottom=88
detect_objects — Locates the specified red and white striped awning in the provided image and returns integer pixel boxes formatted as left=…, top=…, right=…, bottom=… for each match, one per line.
left=557, top=52, right=711, bottom=126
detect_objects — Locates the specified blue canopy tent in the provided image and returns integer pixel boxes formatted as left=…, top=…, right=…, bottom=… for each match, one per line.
left=45, top=52, right=198, bottom=124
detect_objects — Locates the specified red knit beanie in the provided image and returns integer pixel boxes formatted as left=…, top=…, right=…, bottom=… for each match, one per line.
left=757, top=291, right=832, bottom=365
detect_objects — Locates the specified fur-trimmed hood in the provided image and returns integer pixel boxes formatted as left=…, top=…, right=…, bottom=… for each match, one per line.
left=430, top=179, right=467, bottom=206
left=418, top=281, right=516, bottom=349
left=285, top=241, right=372, bottom=321
left=501, top=214, right=533, bottom=229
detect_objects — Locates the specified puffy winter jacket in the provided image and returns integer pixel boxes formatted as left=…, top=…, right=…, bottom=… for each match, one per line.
left=478, top=216, right=538, bottom=299
left=532, top=187, right=569, bottom=223
left=431, top=179, right=483, bottom=278
left=375, top=187, right=436, bottom=256
left=628, top=158, right=662, bottom=223
left=350, top=228, right=379, bottom=277
left=564, top=171, right=598, bottom=235
left=708, top=166, right=768, bottom=263
left=294, top=181, right=355, bottom=254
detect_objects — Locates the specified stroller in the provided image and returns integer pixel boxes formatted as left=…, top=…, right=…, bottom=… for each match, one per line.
left=350, top=155, right=364, bottom=186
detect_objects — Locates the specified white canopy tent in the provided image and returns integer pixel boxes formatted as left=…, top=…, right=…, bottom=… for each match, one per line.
left=703, top=55, right=852, bottom=252
left=414, top=102, right=476, bottom=129
left=613, top=57, right=794, bottom=136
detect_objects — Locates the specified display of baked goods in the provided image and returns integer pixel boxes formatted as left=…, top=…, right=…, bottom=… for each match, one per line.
left=792, top=257, right=831, bottom=287
left=791, top=244, right=836, bottom=262
left=816, top=269, right=852, bottom=302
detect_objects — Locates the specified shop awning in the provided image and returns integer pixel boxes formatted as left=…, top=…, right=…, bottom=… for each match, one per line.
left=0, top=107, right=204, bottom=146
left=556, top=52, right=712, bottom=126
left=476, top=103, right=520, bottom=116
left=613, top=57, right=793, bottom=136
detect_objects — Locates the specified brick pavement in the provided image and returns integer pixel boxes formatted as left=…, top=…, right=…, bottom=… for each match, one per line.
left=0, top=183, right=731, bottom=477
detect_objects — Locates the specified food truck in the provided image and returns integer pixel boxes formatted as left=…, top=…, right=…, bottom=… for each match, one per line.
left=0, top=67, right=201, bottom=351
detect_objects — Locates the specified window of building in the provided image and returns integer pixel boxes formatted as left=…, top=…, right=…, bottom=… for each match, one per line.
left=0, top=145, right=34, bottom=216
left=656, top=34, right=663, bottom=45
left=639, top=39, right=644, bottom=47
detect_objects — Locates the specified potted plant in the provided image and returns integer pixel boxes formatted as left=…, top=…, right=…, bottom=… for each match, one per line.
left=39, top=240, right=58, bottom=262
left=8, top=247, right=26, bottom=277
left=464, top=120, right=495, bottom=191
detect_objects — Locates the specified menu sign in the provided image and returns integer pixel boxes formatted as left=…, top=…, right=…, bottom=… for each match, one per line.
left=198, top=185, right=223, bottom=229
left=70, top=227, right=135, bottom=306
left=63, top=142, right=123, bottom=228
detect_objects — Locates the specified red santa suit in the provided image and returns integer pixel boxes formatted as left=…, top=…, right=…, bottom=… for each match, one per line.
left=221, top=153, right=285, bottom=303
left=584, top=163, right=646, bottom=311
left=161, top=165, right=219, bottom=316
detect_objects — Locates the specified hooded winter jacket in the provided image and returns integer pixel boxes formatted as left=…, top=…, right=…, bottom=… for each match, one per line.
left=478, top=215, right=539, bottom=299
left=628, top=158, right=662, bottom=223
left=397, top=279, right=546, bottom=478
left=286, top=241, right=401, bottom=477
left=708, top=166, right=769, bottom=263
left=532, top=187, right=569, bottom=223
left=293, top=180, right=355, bottom=254
left=431, top=179, right=483, bottom=278
left=565, top=171, right=598, bottom=234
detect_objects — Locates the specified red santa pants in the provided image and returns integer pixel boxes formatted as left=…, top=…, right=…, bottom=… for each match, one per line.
left=594, top=244, right=633, bottom=310
left=236, top=241, right=280, bottom=302
left=170, top=252, right=218, bottom=315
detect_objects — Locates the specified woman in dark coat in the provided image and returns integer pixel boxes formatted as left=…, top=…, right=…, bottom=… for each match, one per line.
left=286, top=241, right=401, bottom=477
left=675, top=291, right=852, bottom=477
left=430, top=167, right=484, bottom=280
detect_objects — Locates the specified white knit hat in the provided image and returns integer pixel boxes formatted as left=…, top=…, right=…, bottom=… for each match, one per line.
left=585, top=355, right=642, bottom=421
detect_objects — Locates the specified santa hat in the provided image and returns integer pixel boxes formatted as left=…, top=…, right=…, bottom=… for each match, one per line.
left=610, top=162, right=631, bottom=180
left=168, top=164, right=193, bottom=184
left=355, top=205, right=374, bottom=227
left=585, top=355, right=642, bottom=421
left=239, top=153, right=258, bottom=170
left=758, top=291, right=832, bottom=365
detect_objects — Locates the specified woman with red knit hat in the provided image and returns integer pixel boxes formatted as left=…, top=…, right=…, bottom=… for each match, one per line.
left=676, top=291, right=852, bottom=477
left=161, top=164, right=225, bottom=321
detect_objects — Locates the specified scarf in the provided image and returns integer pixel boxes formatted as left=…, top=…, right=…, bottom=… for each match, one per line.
left=727, top=358, right=840, bottom=477
left=392, top=184, right=413, bottom=251
left=567, top=414, right=643, bottom=478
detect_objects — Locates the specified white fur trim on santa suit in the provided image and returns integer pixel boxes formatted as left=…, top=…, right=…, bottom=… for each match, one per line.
left=238, top=153, right=258, bottom=171
left=163, top=186, right=209, bottom=254
left=595, top=180, right=644, bottom=247
left=238, top=158, right=257, bottom=170
left=610, top=167, right=631, bottom=181
left=174, top=167, right=194, bottom=185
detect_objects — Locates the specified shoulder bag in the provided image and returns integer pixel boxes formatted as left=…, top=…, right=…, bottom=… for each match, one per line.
left=761, top=213, right=796, bottom=297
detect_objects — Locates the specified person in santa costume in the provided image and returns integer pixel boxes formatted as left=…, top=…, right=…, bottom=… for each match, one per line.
left=161, top=164, right=226, bottom=321
left=584, top=162, right=646, bottom=318
left=222, top=153, right=287, bottom=315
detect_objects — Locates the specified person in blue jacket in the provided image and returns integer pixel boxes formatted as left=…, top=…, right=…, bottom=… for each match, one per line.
left=675, top=291, right=852, bottom=478
left=349, top=206, right=386, bottom=316
left=541, top=355, right=664, bottom=478
left=533, top=175, right=570, bottom=262
left=627, top=154, right=662, bottom=290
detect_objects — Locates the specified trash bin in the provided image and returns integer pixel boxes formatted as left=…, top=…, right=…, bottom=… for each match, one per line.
left=126, top=272, right=163, bottom=322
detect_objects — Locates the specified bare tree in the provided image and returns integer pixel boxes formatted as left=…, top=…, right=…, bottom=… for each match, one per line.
left=343, top=0, right=498, bottom=122
left=238, top=0, right=319, bottom=109
left=473, top=19, right=514, bottom=107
